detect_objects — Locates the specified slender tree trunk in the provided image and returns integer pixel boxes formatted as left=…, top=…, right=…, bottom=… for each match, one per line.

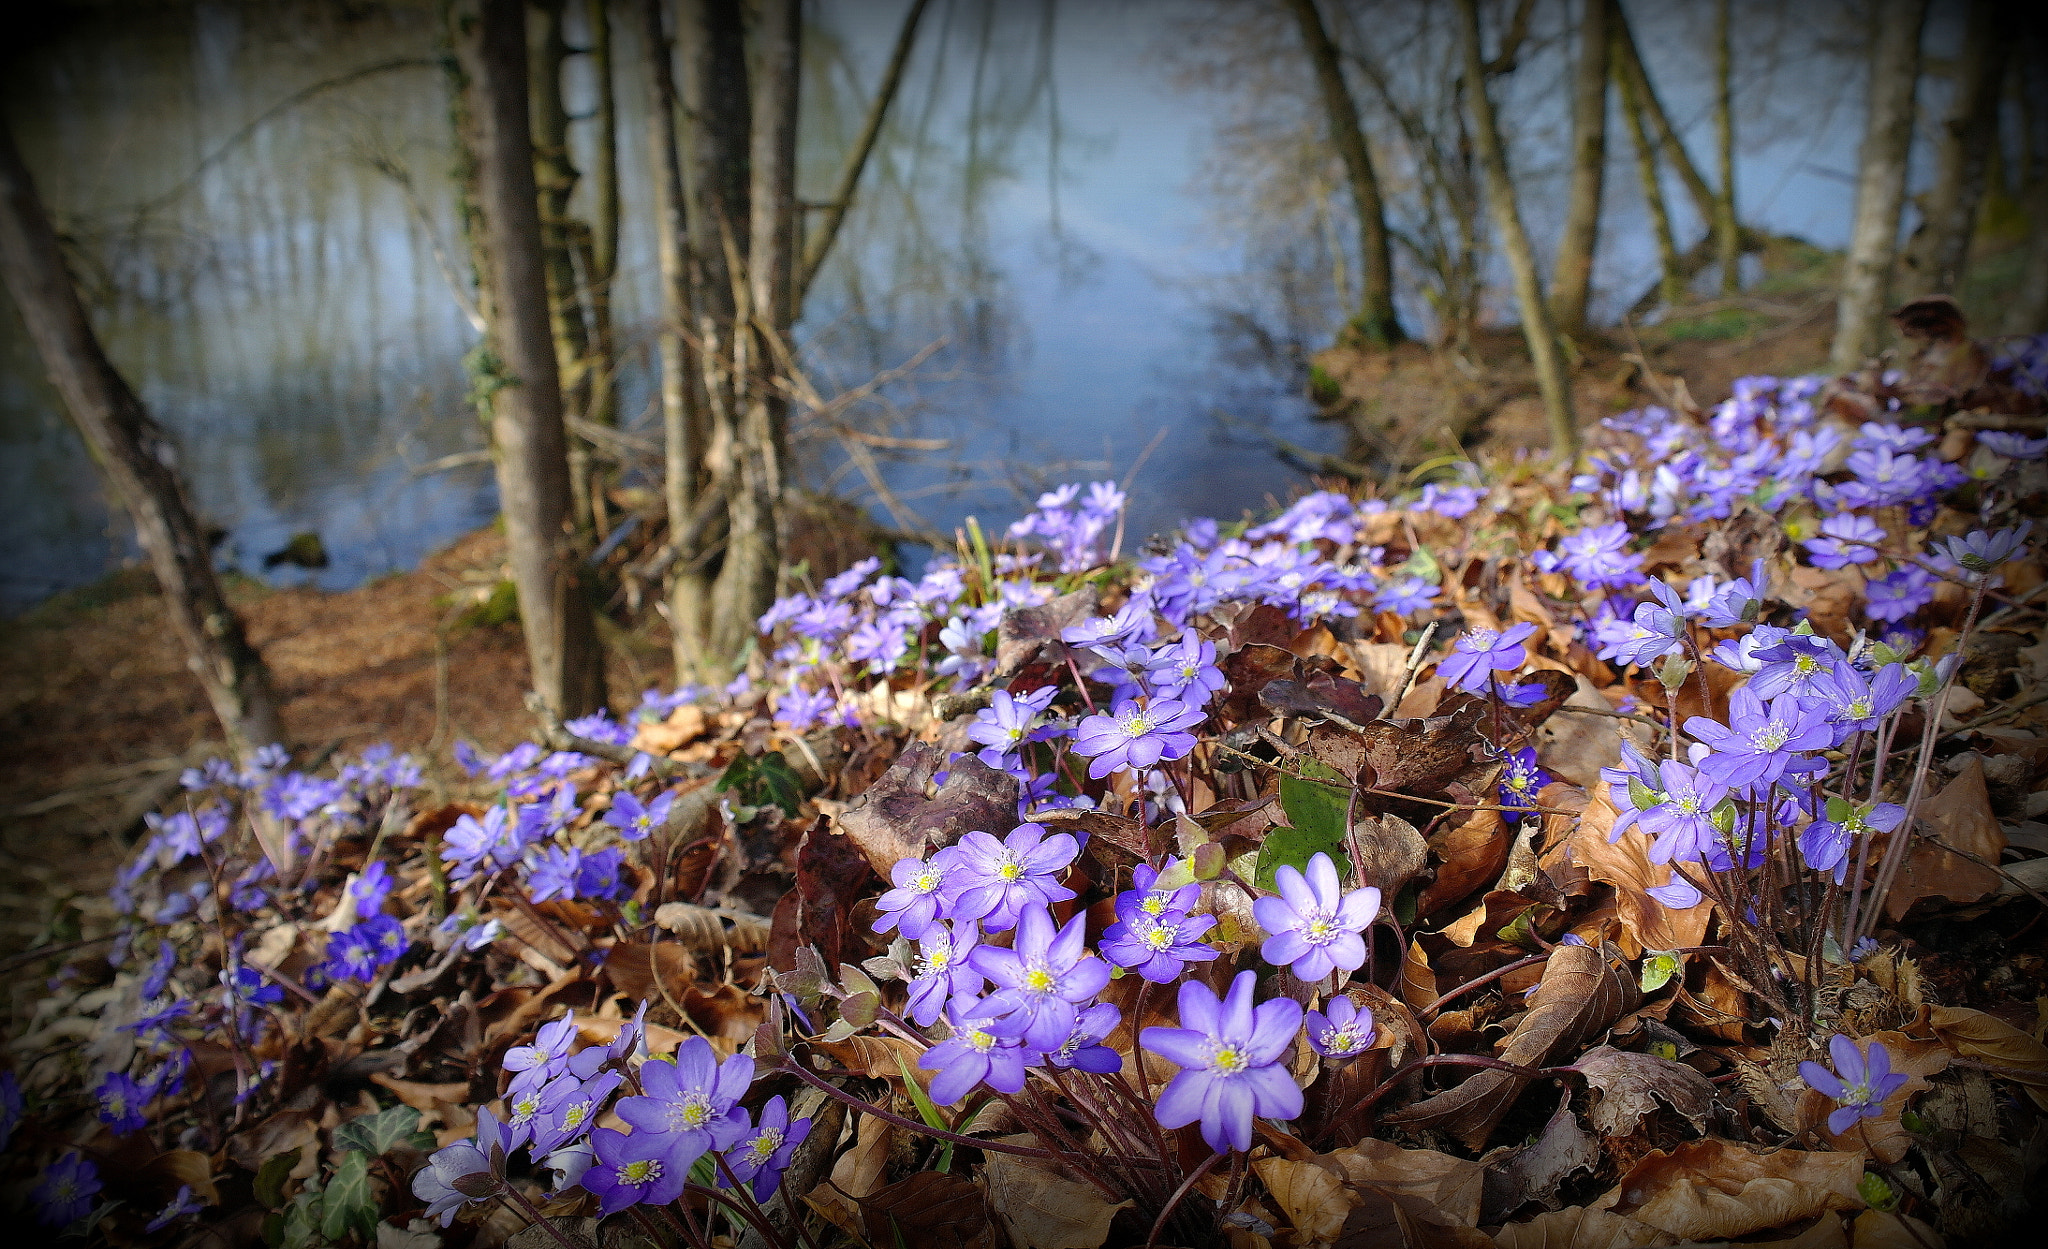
left=528, top=0, right=597, bottom=537
left=1900, top=0, right=2009, bottom=297
left=1831, top=0, right=1929, bottom=373
left=1551, top=0, right=1610, bottom=334
left=1712, top=0, right=1739, bottom=294
left=1285, top=0, right=1405, bottom=347
left=1611, top=1, right=1716, bottom=225
left=800, top=0, right=931, bottom=307
left=466, top=0, right=606, bottom=716
left=712, top=0, right=800, bottom=660
left=0, top=121, right=285, bottom=760
left=1615, top=36, right=1683, bottom=310
left=582, top=0, right=621, bottom=523
left=1456, top=0, right=1577, bottom=458
left=642, top=0, right=712, bottom=674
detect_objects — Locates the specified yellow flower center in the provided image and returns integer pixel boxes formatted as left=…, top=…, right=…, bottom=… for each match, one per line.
left=621, top=1159, right=662, bottom=1185
left=997, top=858, right=1023, bottom=881
left=745, top=1130, right=784, bottom=1164
left=1210, top=1045, right=1248, bottom=1075
left=1024, top=968, right=1057, bottom=992
left=1119, top=712, right=1156, bottom=738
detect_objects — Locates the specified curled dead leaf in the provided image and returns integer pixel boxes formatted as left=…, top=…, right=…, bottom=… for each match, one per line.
left=1599, top=1138, right=1866, bottom=1242
left=1569, top=1045, right=1716, bottom=1137
left=1928, top=1004, right=2048, bottom=1109
left=984, top=1138, right=1130, bottom=1249
left=1567, top=794, right=1712, bottom=957
left=652, top=902, right=770, bottom=954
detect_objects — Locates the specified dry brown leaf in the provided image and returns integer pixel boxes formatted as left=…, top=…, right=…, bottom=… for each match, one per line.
left=1355, top=813, right=1433, bottom=904
left=225, top=1110, right=319, bottom=1174
left=817, top=1111, right=896, bottom=1230
left=1325, top=1137, right=1487, bottom=1227
left=1570, top=1045, right=1716, bottom=1137
left=1417, top=808, right=1509, bottom=919
left=983, top=1140, right=1130, bottom=1249
left=1337, top=1187, right=1498, bottom=1248
left=1849, top=1208, right=1943, bottom=1248
left=861, top=1171, right=997, bottom=1249
left=1385, top=943, right=1641, bottom=1151
left=837, top=742, right=1020, bottom=876
left=812, top=1034, right=940, bottom=1096
left=1479, top=1096, right=1602, bottom=1223
left=1256, top=1156, right=1356, bottom=1247
left=1567, top=794, right=1712, bottom=957
left=140, top=1148, right=221, bottom=1206
left=1490, top=1205, right=1676, bottom=1249
left=1601, top=1139, right=1866, bottom=1242
left=1928, top=1004, right=2048, bottom=1109
left=1886, top=756, right=2009, bottom=918
left=572, top=1014, right=689, bottom=1056
left=1401, top=938, right=1441, bottom=1012
left=601, top=940, right=696, bottom=1008
left=651, top=902, right=770, bottom=954
left=1799, top=1030, right=1949, bottom=1163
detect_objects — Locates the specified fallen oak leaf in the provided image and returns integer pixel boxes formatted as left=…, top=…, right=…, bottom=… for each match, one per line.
left=1596, top=1138, right=1866, bottom=1243
left=1567, top=1044, right=1716, bottom=1137
left=1384, top=942, right=1641, bottom=1151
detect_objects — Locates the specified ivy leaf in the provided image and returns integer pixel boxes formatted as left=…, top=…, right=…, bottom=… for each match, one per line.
left=254, top=1148, right=302, bottom=1210
left=1261, top=759, right=1353, bottom=890
left=334, top=1104, right=431, bottom=1156
left=319, top=1150, right=378, bottom=1244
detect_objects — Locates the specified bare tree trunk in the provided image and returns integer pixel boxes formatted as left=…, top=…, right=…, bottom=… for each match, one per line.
left=528, top=0, right=598, bottom=537
left=712, top=0, right=800, bottom=660
left=1456, top=0, right=1577, bottom=458
left=1712, top=0, right=1739, bottom=294
left=1900, top=0, right=2009, bottom=298
left=1831, top=0, right=1929, bottom=373
left=1614, top=26, right=1682, bottom=311
left=1551, top=0, right=1610, bottom=334
left=1611, top=1, right=1716, bottom=225
left=467, top=0, right=607, bottom=716
left=800, top=0, right=931, bottom=307
left=1285, top=0, right=1405, bottom=347
left=0, top=121, right=284, bottom=760
left=642, top=0, right=712, bottom=674
left=582, top=0, right=622, bottom=532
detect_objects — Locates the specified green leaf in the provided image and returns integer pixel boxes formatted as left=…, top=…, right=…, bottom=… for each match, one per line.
left=1263, top=759, right=1352, bottom=890
left=717, top=751, right=803, bottom=816
left=895, top=1052, right=955, bottom=1173
left=1627, top=777, right=1662, bottom=814
left=1858, top=1171, right=1899, bottom=1211
left=1640, top=950, right=1682, bottom=993
left=281, top=1190, right=323, bottom=1249
left=1495, top=906, right=1546, bottom=952
left=335, top=1104, right=431, bottom=1157
left=255, top=1148, right=302, bottom=1210
left=320, top=1150, right=378, bottom=1243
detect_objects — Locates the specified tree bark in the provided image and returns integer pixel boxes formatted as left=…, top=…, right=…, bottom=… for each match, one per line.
left=1611, top=1, right=1716, bottom=226
left=799, top=0, right=931, bottom=307
left=528, top=0, right=598, bottom=536
left=0, top=120, right=285, bottom=761
left=1456, top=0, right=1577, bottom=458
left=1614, top=26, right=1682, bottom=311
left=1831, top=0, right=1929, bottom=373
left=466, top=0, right=607, bottom=716
left=1550, top=0, right=1610, bottom=334
left=1285, top=0, right=1405, bottom=347
left=1899, top=0, right=2009, bottom=298
left=712, top=0, right=800, bottom=660
left=642, top=0, right=713, bottom=674
left=1711, top=0, right=1739, bottom=294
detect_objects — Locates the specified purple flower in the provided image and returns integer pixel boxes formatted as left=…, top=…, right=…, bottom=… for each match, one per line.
left=506, top=1014, right=582, bottom=1095
left=411, top=1108, right=508, bottom=1226
left=1555, top=522, right=1645, bottom=590
left=442, top=806, right=516, bottom=882
left=1866, top=566, right=1935, bottom=623
left=873, top=846, right=963, bottom=940
left=1372, top=576, right=1438, bottom=616
left=1305, top=995, right=1376, bottom=1058
left=1071, top=698, right=1205, bottom=780
left=1141, top=972, right=1305, bottom=1153
left=905, top=920, right=983, bottom=1027
left=967, top=906, right=1113, bottom=1050
left=943, top=825, right=1079, bottom=932
left=1049, top=1002, right=1123, bottom=1073
left=1978, top=431, right=2048, bottom=460
left=1101, top=896, right=1219, bottom=982
left=846, top=619, right=911, bottom=674
left=95, top=1070, right=149, bottom=1134
left=1748, top=632, right=1844, bottom=701
left=1127, top=860, right=1201, bottom=918
left=1800, top=1034, right=1910, bottom=1136
left=1938, top=522, right=2031, bottom=579
left=1694, top=562, right=1768, bottom=628
left=967, top=687, right=1061, bottom=767
left=1805, top=514, right=1886, bottom=569
left=614, top=1037, right=754, bottom=1173
left=525, top=845, right=584, bottom=903
left=530, top=1070, right=622, bottom=1157
left=1684, top=686, right=1832, bottom=789
left=1799, top=800, right=1906, bottom=882
left=1807, top=661, right=1915, bottom=739
left=145, top=1184, right=205, bottom=1233
left=1144, top=630, right=1228, bottom=706
left=1600, top=596, right=1685, bottom=667
left=1498, top=747, right=1550, bottom=812
left=34, top=1152, right=101, bottom=1228
left=582, top=1127, right=687, bottom=1215
left=920, top=997, right=1035, bottom=1105
left=605, top=789, right=675, bottom=842
left=1436, top=623, right=1535, bottom=694
left=724, top=1095, right=813, bottom=1201
left=1636, top=761, right=1731, bottom=866
left=1253, top=852, right=1381, bottom=983
left=1061, top=601, right=1154, bottom=649
left=142, top=938, right=176, bottom=998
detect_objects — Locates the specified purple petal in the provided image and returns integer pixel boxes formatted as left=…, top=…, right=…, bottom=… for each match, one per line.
left=1305, top=854, right=1341, bottom=907
left=1153, top=1070, right=1209, bottom=1129
left=1176, top=979, right=1221, bottom=1035
left=1142, top=1026, right=1211, bottom=1069
left=1242, top=1062, right=1304, bottom=1122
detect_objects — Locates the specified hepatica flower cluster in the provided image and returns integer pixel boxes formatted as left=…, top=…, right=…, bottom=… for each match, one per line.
left=7, top=357, right=2038, bottom=1244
